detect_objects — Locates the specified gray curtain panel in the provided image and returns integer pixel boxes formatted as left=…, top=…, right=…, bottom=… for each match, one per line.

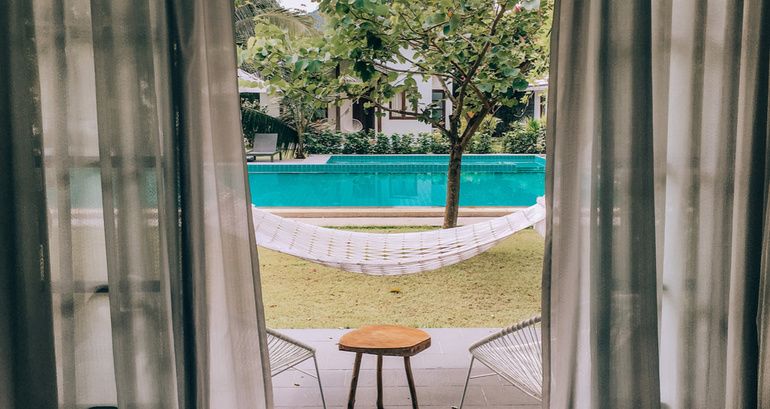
left=0, top=0, right=271, bottom=408
left=543, top=0, right=770, bottom=408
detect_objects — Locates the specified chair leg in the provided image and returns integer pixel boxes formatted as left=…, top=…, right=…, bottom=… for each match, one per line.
left=458, top=357, right=475, bottom=409
left=313, top=355, right=327, bottom=409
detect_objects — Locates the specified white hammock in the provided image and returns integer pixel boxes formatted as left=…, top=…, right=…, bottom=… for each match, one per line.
left=252, top=198, right=545, bottom=276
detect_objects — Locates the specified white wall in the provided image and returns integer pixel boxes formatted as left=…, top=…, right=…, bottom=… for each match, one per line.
left=379, top=73, right=432, bottom=134
left=385, top=76, right=452, bottom=135
left=259, top=93, right=281, bottom=117
left=335, top=99, right=355, bottom=132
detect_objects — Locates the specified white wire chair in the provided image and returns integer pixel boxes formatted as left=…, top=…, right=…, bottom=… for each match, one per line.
left=458, top=316, right=542, bottom=408
left=267, top=328, right=327, bottom=409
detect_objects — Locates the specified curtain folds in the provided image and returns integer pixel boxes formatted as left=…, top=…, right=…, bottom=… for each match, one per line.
left=0, top=0, right=271, bottom=408
left=544, top=0, right=770, bottom=408
left=0, top=1, right=59, bottom=407
left=169, top=0, right=272, bottom=407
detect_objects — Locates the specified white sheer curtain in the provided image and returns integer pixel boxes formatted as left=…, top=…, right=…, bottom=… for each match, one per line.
left=0, top=0, right=271, bottom=408
left=543, top=0, right=769, bottom=408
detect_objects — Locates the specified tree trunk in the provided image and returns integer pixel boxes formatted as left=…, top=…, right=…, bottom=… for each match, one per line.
left=295, top=129, right=306, bottom=159
left=443, top=143, right=463, bottom=228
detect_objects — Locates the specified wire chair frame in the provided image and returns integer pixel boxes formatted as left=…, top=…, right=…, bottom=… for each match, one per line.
left=458, top=316, right=542, bottom=408
left=266, top=328, right=327, bottom=409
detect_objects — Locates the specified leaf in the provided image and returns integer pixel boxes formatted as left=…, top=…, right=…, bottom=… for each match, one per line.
left=366, top=32, right=384, bottom=50
left=389, top=287, right=401, bottom=294
left=354, top=61, right=376, bottom=81
left=511, top=77, right=529, bottom=90
left=306, top=60, right=322, bottom=73
left=428, top=12, right=446, bottom=25
left=373, top=3, right=390, bottom=16
left=448, top=13, right=461, bottom=32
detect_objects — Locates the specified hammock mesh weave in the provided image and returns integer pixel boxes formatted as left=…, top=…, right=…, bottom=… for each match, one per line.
left=252, top=199, right=545, bottom=275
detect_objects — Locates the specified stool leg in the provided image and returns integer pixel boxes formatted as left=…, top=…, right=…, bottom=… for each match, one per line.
left=376, top=355, right=384, bottom=409
left=347, top=353, right=363, bottom=409
left=404, top=356, right=418, bottom=409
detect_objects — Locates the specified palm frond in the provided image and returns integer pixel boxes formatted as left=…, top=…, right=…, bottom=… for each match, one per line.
left=233, top=2, right=316, bottom=45
left=259, top=10, right=317, bottom=37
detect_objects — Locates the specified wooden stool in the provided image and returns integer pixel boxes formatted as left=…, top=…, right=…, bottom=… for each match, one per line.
left=339, top=325, right=431, bottom=409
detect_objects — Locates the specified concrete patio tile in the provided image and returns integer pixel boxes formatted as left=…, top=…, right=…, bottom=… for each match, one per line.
left=415, top=385, right=487, bottom=407
left=482, top=385, right=539, bottom=406
left=274, top=387, right=325, bottom=407
left=412, top=351, right=471, bottom=369
left=278, top=406, right=537, bottom=409
left=271, top=328, right=538, bottom=408
left=315, top=370, right=350, bottom=388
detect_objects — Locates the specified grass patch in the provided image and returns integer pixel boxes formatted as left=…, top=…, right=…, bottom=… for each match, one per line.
left=259, top=227, right=544, bottom=328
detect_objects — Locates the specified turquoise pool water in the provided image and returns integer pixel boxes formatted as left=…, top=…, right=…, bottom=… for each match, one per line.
left=248, top=154, right=545, bottom=207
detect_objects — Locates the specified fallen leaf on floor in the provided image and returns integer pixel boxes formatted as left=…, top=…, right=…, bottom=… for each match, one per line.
left=389, top=287, right=401, bottom=294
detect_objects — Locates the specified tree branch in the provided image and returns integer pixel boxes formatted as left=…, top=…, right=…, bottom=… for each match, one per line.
left=358, top=95, right=449, bottom=134
left=459, top=108, right=490, bottom=148
left=453, top=1, right=511, bottom=117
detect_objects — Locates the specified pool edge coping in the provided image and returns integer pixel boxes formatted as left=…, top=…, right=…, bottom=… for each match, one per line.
left=257, top=206, right=525, bottom=218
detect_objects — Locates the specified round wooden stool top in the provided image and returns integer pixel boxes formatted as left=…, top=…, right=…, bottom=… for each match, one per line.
left=339, top=325, right=431, bottom=356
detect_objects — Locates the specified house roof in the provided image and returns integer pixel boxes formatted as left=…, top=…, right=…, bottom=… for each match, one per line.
left=527, top=79, right=549, bottom=91
left=238, top=69, right=268, bottom=93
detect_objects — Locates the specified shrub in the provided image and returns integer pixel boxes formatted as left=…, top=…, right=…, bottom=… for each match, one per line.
left=305, top=130, right=342, bottom=154
left=342, top=130, right=371, bottom=154
left=372, top=133, right=391, bottom=154
left=390, top=134, right=414, bottom=154
left=429, top=132, right=450, bottom=154
left=468, top=132, right=493, bottom=153
left=502, top=118, right=546, bottom=154
left=476, top=115, right=502, bottom=138
left=416, top=133, right=433, bottom=153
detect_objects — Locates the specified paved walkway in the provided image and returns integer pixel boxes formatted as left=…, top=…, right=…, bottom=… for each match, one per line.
left=271, top=328, right=540, bottom=409
left=258, top=207, right=522, bottom=227
left=249, top=154, right=331, bottom=164
left=291, top=217, right=497, bottom=227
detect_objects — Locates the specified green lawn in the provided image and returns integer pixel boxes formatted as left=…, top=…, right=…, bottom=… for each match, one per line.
left=259, top=227, right=544, bottom=328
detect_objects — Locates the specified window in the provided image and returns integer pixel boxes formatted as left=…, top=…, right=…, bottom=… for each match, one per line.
left=431, top=90, right=446, bottom=125
left=389, top=91, right=416, bottom=119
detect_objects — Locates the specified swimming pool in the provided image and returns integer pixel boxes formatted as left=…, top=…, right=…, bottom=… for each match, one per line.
left=248, top=154, right=545, bottom=207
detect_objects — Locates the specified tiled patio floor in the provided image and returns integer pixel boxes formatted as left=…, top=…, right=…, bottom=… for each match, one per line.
left=271, top=328, right=540, bottom=409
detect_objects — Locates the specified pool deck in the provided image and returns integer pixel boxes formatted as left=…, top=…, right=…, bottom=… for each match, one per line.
left=261, top=207, right=522, bottom=218
left=287, top=217, right=499, bottom=227
left=249, top=154, right=332, bottom=164
left=256, top=207, right=524, bottom=227
left=271, top=328, right=540, bottom=409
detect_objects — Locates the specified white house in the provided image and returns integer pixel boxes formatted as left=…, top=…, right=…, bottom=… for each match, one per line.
left=238, top=68, right=547, bottom=135
left=329, top=74, right=452, bottom=134
left=238, top=68, right=451, bottom=135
